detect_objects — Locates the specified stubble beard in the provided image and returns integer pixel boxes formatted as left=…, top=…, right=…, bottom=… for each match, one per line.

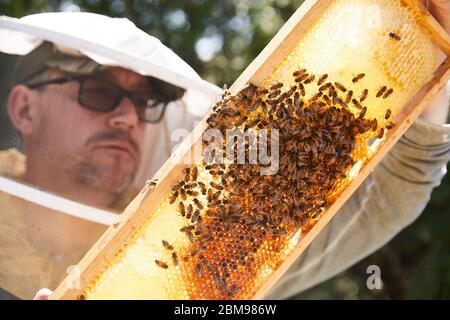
left=73, top=153, right=137, bottom=198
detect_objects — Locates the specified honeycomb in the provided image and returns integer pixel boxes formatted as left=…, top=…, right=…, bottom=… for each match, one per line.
left=75, top=0, right=437, bottom=299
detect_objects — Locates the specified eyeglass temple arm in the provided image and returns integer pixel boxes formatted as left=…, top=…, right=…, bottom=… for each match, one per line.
left=25, top=76, right=75, bottom=88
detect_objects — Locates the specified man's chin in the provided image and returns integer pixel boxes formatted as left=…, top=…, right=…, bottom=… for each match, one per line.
left=95, top=171, right=135, bottom=194
left=78, top=160, right=136, bottom=194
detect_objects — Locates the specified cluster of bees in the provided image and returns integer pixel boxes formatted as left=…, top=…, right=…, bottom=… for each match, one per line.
left=153, top=66, right=395, bottom=299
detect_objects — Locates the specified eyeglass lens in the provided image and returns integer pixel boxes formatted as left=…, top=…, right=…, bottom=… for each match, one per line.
left=79, top=78, right=165, bottom=123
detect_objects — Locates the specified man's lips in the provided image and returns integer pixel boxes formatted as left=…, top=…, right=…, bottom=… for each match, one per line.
left=94, top=142, right=139, bottom=160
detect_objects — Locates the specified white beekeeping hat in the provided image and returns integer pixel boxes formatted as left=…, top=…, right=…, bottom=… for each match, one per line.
left=0, top=12, right=222, bottom=115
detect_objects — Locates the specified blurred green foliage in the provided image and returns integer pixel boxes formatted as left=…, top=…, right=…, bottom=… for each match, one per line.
left=1, top=0, right=449, bottom=300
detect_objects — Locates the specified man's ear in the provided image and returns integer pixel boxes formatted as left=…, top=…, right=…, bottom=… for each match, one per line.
left=7, top=84, right=37, bottom=137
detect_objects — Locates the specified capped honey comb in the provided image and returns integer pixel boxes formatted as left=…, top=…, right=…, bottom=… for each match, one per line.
left=53, top=0, right=448, bottom=300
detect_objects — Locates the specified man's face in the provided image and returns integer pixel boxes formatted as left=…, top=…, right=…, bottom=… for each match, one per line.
left=27, top=67, right=147, bottom=195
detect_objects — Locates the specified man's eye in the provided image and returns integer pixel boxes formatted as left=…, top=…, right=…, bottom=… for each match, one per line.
left=132, top=97, right=147, bottom=105
left=84, top=87, right=113, bottom=95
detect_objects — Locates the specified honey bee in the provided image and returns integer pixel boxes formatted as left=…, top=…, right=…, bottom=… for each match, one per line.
left=311, top=92, right=323, bottom=101
left=376, top=86, right=387, bottom=98
left=389, top=32, right=401, bottom=41
left=293, top=68, right=307, bottom=77
left=311, top=210, right=323, bottom=220
left=270, top=82, right=283, bottom=91
left=338, top=100, right=348, bottom=109
left=193, top=198, right=203, bottom=210
left=383, top=88, right=394, bottom=99
left=162, top=240, right=174, bottom=250
left=345, top=91, right=353, bottom=104
left=317, top=74, right=328, bottom=86
left=155, top=260, right=168, bottom=269
left=378, top=127, right=385, bottom=139
left=147, top=179, right=158, bottom=187
left=386, top=121, right=395, bottom=130
left=180, top=225, right=195, bottom=243
left=372, top=119, right=378, bottom=131
left=352, top=73, right=365, bottom=83
left=257, top=88, right=269, bottom=96
left=186, top=231, right=195, bottom=243
left=191, top=167, right=199, bottom=181
left=360, top=89, right=368, bottom=102
left=210, top=181, right=223, bottom=190
left=191, top=210, right=200, bottom=223
left=334, top=82, right=347, bottom=92
left=359, top=106, right=367, bottom=119
left=298, top=83, right=306, bottom=96
left=319, top=82, right=331, bottom=92
left=197, top=182, right=207, bottom=195
left=285, top=85, right=297, bottom=99
left=333, top=93, right=341, bottom=106
left=186, top=190, right=199, bottom=197
left=178, top=201, right=186, bottom=216
left=247, top=99, right=260, bottom=113
left=240, top=83, right=257, bottom=98
left=295, top=73, right=309, bottom=83
left=268, top=90, right=281, bottom=99
left=385, top=108, right=392, bottom=120
left=352, top=99, right=363, bottom=110
left=260, top=101, right=269, bottom=113
left=303, top=74, right=316, bottom=84
left=172, top=252, right=178, bottom=266
left=180, top=225, right=194, bottom=232
left=186, top=204, right=193, bottom=219
left=169, top=193, right=177, bottom=204
left=197, top=181, right=206, bottom=188
left=215, top=272, right=224, bottom=290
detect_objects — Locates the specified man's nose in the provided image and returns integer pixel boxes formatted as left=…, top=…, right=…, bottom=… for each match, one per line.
left=107, top=96, right=139, bottom=130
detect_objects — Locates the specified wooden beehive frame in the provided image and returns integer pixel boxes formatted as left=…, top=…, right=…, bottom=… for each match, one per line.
left=52, top=0, right=450, bottom=299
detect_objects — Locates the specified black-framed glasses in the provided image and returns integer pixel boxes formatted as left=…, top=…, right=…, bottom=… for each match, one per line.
left=25, top=75, right=170, bottom=123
